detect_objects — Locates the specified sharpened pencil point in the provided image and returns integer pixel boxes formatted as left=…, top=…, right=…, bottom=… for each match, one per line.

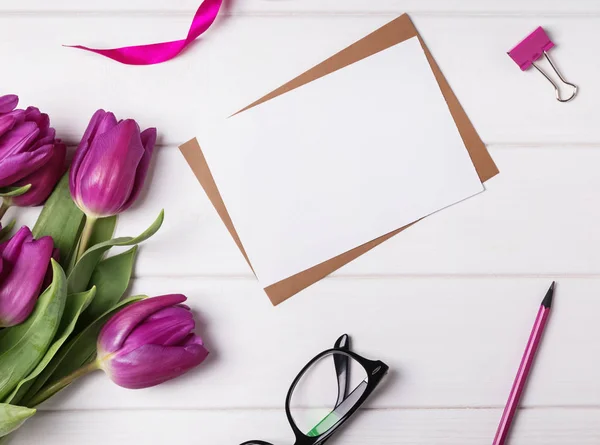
left=541, top=282, right=555, bottom=308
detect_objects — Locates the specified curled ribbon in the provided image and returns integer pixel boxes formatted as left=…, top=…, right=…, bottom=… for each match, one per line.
left=67, top=0, right=223, bottom=65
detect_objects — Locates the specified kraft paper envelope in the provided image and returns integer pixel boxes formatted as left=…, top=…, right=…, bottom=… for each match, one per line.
left=180, top=14, right=499, bottom=305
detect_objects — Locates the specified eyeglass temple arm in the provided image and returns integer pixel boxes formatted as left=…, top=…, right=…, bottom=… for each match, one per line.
left=333, top=334, right=351, bottom=408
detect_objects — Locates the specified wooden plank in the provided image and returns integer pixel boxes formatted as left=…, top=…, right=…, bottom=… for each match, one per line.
left=3, top=0, right=600, bottom=14
left=0, top=15, right=596, bottom=145
left=35, top=276, right=600, bottom=410
left=10, top=146, right=600, bottom=277
left=12, top=408, right=600, bottom=444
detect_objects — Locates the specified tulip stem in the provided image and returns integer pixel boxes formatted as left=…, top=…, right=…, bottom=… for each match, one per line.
left=76, top=216, right=97, bottom=261
left=0, top=201, right=10, bottom=221
left=26, top=360, right=100, bottom=408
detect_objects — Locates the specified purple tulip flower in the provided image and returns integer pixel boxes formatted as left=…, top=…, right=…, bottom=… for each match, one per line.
left=69, top=109, right=157, bottom=219
left=0, top=95, right=66, bottom=207
left=97, top=294, right=208, bottom=389
left=0, top=226, right=54, bottom=327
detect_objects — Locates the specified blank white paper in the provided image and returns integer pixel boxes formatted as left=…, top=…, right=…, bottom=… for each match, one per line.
left=200, top=36, right=484, bottom=287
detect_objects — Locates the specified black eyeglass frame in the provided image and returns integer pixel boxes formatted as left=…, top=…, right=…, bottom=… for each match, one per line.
left=241, top=334, right=389, bottom=445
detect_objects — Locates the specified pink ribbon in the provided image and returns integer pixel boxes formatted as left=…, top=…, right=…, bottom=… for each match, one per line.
left=67, top=0, right=222, bottom=65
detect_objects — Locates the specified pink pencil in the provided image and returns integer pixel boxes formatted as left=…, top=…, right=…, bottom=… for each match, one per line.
left=492, top=282, right=555, bottom=445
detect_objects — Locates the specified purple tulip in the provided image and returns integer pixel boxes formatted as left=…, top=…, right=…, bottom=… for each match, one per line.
left=0, top=226, right=54, bottom=327
left=69, top=109, right=157, bottom=218
left=97, top=294, right=208, bottom=389
left=0, top=95, right=66, bottom=207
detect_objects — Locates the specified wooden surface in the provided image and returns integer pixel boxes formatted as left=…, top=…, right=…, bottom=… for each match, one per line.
left=3, top=1, right=600, bottom=443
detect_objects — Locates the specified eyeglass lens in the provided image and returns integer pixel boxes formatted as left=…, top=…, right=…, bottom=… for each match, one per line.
left=289, top=352, right=368, bottom=438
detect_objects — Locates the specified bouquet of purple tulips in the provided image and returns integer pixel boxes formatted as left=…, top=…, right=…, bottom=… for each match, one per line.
left=0, top=96, right=209, bottom=439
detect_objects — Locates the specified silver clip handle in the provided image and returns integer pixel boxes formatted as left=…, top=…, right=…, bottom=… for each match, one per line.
left=532, top=51, right=577, bottom=102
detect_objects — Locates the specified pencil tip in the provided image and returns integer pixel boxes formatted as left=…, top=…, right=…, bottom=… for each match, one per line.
left=541, top=281, right=555, bottom=308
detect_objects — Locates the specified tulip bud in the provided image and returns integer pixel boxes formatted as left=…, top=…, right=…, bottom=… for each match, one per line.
left=69, top=109, right=157, bottom=219
left=0, top=95, right=18, bottom=114
left=97, top=294, right=208, bottom=389
left=0, top=95, right=66, bottom=207
left=0, top=226, right=54, bottom=327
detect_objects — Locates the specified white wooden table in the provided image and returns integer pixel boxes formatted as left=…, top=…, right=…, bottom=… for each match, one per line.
left=3, top=1, right=600, bottom=443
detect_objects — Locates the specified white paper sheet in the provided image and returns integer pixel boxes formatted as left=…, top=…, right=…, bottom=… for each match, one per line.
left=200, top=36, right=484, bottom=287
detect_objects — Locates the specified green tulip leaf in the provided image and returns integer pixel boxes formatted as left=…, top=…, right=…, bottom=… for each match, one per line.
left=67, top=210, right=164, bottom=294
left=4, top=288, right=96, bottom=406
left=0, top=220, right=15, bottom=243
left=0, top=184, right=31, bottom=198
left=20, top=295, right=146, bottom=407
left=0, top=261, right=67, bottom=401
left=67, top=215, right=118, bottom=274
left=88, top=216, right=118, bottom=250
left=0, top=404, right=35, bottom=438
left=79, top=246, right=137, bottom=327
left=33, top=174, right=85, bottom=270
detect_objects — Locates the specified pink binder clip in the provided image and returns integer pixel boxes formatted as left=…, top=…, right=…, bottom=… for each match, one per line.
left=508, top=26, right=577, bottom=102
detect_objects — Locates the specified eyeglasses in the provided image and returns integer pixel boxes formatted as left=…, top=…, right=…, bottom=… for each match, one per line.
left=240, top=334, right=389, bottom=445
